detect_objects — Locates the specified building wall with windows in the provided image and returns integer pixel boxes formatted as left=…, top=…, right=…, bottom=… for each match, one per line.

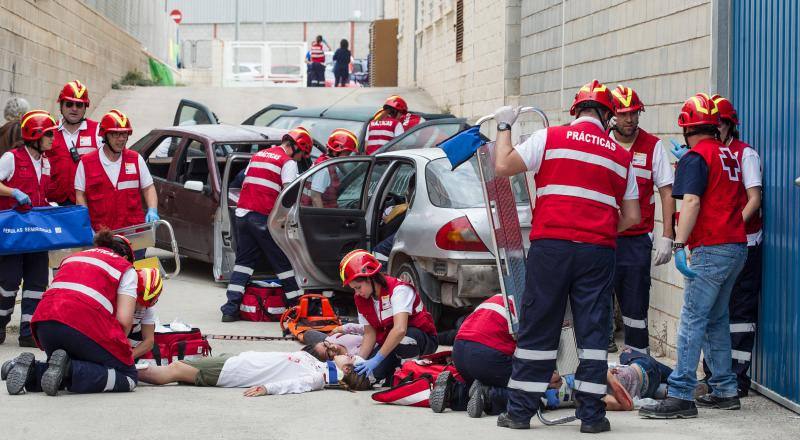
left=385, top=0, right=514, bottom=119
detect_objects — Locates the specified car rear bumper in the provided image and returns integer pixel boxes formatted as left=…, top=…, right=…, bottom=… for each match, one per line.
left=415, top=257, right=502, bottom=305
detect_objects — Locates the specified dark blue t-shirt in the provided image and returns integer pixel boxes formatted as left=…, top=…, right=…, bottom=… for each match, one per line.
left=672, top=152, right=708, bottom=199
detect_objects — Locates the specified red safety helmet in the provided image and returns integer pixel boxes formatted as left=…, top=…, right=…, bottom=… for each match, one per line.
left=112, top=234, right=135, bottom=263
left=136, top=268, right=164, bottom=308
left=611, top=85, right=645, bottom=113
left=570, top=79, right=615, bottom=116
left=339, top=249, right=381, bottom=286
left=711, top=94, right=738, bottom=125
left=57, top=80, right=90, bottom=106
left=20, top=110, right=57, bottom=141
left=383, top=95, right=409, bottom=114
left=282, top=126, right=313, bottom=155
left=678, top=93, right=720, bottom=128
left=99, top=109, right=133, bottom=137
left=327, top=128, right=359, bottom=155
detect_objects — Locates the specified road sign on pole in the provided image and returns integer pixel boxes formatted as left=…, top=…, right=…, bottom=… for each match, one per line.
left=170, top=9, right=182, bottom=24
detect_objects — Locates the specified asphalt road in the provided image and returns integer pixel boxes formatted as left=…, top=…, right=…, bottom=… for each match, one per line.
left=1, top=259, right=799, bottom=439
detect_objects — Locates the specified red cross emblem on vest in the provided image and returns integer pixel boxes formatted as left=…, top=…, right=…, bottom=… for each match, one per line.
left=719, top=147, right=741, bottom=181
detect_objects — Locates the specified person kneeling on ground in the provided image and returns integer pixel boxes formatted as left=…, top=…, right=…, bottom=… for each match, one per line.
left=4, top=232, right=140, bottom=396
left=339, top=250, right=438, bottom=383
left=137, top=350, right=372, bottom=396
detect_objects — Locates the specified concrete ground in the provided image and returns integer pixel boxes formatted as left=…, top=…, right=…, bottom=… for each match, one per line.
left=1, top=259, right=799, bottom=439
left=89, top=85, right=444, bottom=144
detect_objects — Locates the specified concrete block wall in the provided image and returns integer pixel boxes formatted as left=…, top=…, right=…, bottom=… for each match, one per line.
left=0, top=0, right=149, bottom=116
left=388, top=0, right=508, bottom=119
left=519, top=0, right=713, bottom=358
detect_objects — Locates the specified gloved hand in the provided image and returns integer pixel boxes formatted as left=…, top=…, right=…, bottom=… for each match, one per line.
left=354, top=352, right=385, bottom=377
left=669, top=139, right=690, bottom=160
left=674, top=248, right=697, bottom=279
left=10, top=188, right=30, bottom=205
left=494, top=106, right=521, bottom=126
left=653, top=236, right=674, bottom=266
left=145, top=208, right=160, bottom=223
left=608, top=116, right=618, bottom=132
left=544, top=388, right=560, bottom=410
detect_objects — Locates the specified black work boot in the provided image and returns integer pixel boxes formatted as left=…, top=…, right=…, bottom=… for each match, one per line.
left=42, top=349, right=71, bottom=396
left=429, top=370, right=454, bottom=413
left=467, top=380, right=489, bottom=418
left=0, top=330, right=6, bottom=345
left=221, top=314, right=239, bottom=322
left=695, top=393, right=741, bottom=410
left=18, top=335, right=36, bottom=348
left=639, top=397, right=698, bottom=419
left=497, top=412, right=530, bottom=429
left=580, top=417, right=611, bottom=433
left=1, top=359, right=12, bottom=381
left=6, top=352, right=35, bottom=395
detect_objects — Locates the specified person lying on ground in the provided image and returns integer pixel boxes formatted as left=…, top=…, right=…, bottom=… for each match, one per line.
left=302, top=324, right=370, bottom=361
left=137, top=350, right=372, bottom=396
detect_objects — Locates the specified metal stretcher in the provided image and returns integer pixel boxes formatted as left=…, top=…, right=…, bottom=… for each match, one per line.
left=474, top=108, right=578, bottom=425
left=48, top=220, right=181, bottom=279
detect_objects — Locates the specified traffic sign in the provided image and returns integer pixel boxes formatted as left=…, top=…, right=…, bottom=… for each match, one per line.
left=170, top=9, right=182, bottom=24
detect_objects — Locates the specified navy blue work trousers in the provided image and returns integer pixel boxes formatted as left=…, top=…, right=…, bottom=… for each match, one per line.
left=29, top=321, right=137, bottom=393
left=507, top=239, right=614, bottom=425
left=221, top=212, right=300, bottom=316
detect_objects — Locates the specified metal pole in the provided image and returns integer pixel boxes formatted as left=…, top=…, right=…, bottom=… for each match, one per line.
left=235, top=0, right=240, bottom=41
left=262, top=0, right=267, bottom=41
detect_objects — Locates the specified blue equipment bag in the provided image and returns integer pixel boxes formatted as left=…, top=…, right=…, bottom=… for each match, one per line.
left=438, top=125, right=487, bottom=170
left=0, top=205, right=93, bottom=255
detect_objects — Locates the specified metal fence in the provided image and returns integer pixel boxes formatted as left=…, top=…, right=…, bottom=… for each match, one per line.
left=84, top=0, right=179, bottom=67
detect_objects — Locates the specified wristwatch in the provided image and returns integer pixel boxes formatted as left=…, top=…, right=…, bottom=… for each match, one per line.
left=497, top=122, right=511, bottom=132
left=672, top=242, right=686, bottom=253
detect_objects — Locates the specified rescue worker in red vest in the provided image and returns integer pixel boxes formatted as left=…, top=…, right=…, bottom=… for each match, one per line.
left=129, top=268, right=163, bottom=361
left=607, top=86, right=676, bottom=354
left=308, top=35, right=330, bottom=87
left=365, top=96, right=407, bottom=155
left=46, top=80, right=102, bottom=206
left=492, top=80, right=641, bottom=433
left=74, top=109, right=158, bottom=235
left=220, top=127, right=313, bottom=321
left=429, top=294, right=521, bottom=416
left=698, top=95, right=763, bottom=398
left=0, top=111, right=56, bottom=348
left=639, top=93, right=748, bottom=419
left=303, top=128, right=358, bottom=208
left=339, top=250, right=438, bottom=382
left=5, top=232, right=139, bottom=396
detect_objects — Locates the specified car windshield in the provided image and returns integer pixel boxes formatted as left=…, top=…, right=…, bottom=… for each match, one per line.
left=269, top=116, right=364, bottom=145
left=426, top=157, right=530, bottom=208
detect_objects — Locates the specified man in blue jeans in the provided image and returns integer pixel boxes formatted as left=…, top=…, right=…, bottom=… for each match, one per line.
left=640, top=93, right=748, bottom=419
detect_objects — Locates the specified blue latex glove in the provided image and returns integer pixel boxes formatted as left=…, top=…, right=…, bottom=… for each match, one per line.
left=354, top=352, right=385, bottom=377
left=145, top=208, right=160, bottom=223
left=669, top=139, right=690, bottom=160
left=10, top=188, right=30, bottom=205
left=544, top=388, right=560, bottom=409
left=674, top=248, right=697, bottom=279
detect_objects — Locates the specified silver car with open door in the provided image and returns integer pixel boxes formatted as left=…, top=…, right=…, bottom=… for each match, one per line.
left=268, top=149, right=531, bottom=324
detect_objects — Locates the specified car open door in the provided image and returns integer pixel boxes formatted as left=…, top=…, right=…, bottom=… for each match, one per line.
left=214, top=152, right=253, bottom=282
left=241, top=104, right=297, bottom=126
left=173, top=99, right=219, bottom=126
left=377, top=118, right=469, bottom=154
left=269, top=156, right=376, bottom=289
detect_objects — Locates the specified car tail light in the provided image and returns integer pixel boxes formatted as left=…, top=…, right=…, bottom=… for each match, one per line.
left=435, top=216, right=488, bottom=252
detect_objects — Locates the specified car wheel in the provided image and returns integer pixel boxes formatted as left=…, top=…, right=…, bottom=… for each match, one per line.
left=393, top=262, right=442, bottom=324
